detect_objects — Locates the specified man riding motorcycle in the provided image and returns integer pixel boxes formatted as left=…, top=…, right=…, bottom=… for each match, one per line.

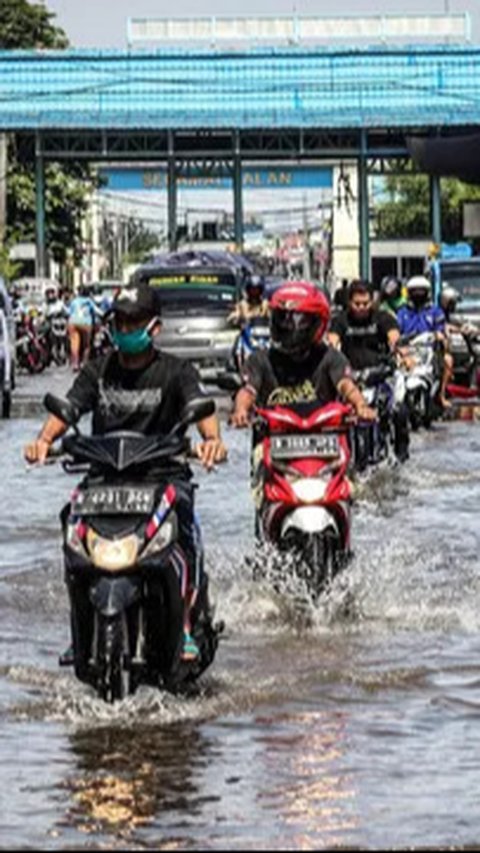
left=328, top=279, right=409, bottom=463
left=328, top=279, right=402, bottom=369
left=397, top=275, right=452, bottom=409
left=230, top=281, right=375, bottom=427
left=228, top=274, right=270, bottom=327
left=24, top=281, right=227, bottom=663
left=379, top=276, right=406, bottom=317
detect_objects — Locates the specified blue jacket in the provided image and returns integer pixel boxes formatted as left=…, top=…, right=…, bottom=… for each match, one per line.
left=397, top=303, right=446, bottom=337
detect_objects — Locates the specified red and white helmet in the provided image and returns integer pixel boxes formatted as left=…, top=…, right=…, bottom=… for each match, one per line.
left=269, top=281, right=330, bottom=356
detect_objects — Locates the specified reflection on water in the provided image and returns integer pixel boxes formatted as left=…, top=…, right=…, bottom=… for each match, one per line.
left=1, top=383, right=480, bottom=848
left=64, top=724, right=215, bottom=844
left=255, top=709, right=358, bottom=851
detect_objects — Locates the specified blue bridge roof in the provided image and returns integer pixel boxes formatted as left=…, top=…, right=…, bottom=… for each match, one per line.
left=1, top=46, right=480, bottom=131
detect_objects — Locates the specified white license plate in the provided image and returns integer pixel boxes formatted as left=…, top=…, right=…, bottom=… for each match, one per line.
left=73, top=486, right=156, bottom=516
left=270, top=434, right=340, bottom=460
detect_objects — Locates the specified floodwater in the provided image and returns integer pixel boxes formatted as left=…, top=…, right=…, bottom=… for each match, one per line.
left=1, top=368, right=480, bottom=850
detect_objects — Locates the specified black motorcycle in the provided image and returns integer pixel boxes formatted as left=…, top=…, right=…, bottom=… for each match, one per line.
left=44, top=393, right=223, bottom=703
left=351, top=359, right=410, bottom=471
left=48, top=313, right=69, bottom=366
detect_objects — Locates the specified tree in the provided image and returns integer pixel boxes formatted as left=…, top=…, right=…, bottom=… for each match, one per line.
left=374, top=173, right=480, bottom=242
left=0, top=1, right=98, bottom=276
left=0, top=0, right=68, bottom=49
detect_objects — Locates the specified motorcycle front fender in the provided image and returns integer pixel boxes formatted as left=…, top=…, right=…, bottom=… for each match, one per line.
left=89, top=575, right=142, bottom=618
left=280, top=506, right=340, bottom=539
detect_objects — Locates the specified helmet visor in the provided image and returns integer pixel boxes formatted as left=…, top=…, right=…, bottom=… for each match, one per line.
left=271, top=309, right=320, bottom=354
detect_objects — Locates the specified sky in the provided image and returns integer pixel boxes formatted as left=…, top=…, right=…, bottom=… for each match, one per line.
left=47, top=0, right=480, bottom=48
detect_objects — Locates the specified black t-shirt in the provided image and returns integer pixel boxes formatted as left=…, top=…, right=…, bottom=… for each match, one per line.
left=243, top=344, right=350, bottom=407
left=67, top=350, right=203, bottom=436
left=330, top=309, right=398, bottom=370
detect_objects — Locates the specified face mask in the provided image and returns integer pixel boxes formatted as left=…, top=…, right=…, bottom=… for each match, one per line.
left=410, top=293, right=428, bottom=309
left=112, top=318, right=156, bottom=355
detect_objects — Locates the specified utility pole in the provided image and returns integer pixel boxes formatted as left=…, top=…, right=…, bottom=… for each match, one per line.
left=0, top=134, right=7, bottom=248
left=302, top=192, right=312, bottom=279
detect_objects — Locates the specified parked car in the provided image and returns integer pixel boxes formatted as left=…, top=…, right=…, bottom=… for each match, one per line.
left=132, top=260, right=240, bottom=383
left=0, top=279, right=16, bottom=418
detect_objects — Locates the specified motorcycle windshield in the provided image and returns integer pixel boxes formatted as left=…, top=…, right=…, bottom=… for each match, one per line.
left=63, top=431, right=187, bottom=472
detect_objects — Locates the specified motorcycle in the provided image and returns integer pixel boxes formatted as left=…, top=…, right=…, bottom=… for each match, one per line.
left=43, top=393, right=223, bottom=703
left=403, top=332, right=442, bottom=430
left=47, top=312, right=69, bottom=366
left=90, top=319, right=113, bottom=360
left=352, top=359, right=409, bottom=470
left=447, top=327, right=480, bottom=396
left=16, top=313, right=50, bottom=374
left=251, top=400, right=353, bottom=601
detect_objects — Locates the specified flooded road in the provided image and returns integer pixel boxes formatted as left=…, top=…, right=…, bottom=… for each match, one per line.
left=1, top=368, right=480, bottom=849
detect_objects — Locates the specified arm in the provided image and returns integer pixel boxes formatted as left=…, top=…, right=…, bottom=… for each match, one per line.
left=328, top=331, right=342, bottom=349
left=387, top=328, right=400, bottom=350
left=231, top=386, right=257, bottom=428
left=24, top=363, right=98, bottom=464
left=24, top=414, right=68, bottom=464
left=195, top=413, right=227, bottom=470
left=337, top=376, right=376, bottom=421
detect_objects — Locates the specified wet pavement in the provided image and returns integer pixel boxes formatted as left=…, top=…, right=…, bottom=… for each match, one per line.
left=1, top=366, right=480, bottom=849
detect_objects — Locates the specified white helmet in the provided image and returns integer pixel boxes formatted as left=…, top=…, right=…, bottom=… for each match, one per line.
left=406, top=275, right=431, bottom=295
left=440, top=285, right=459, bottom=313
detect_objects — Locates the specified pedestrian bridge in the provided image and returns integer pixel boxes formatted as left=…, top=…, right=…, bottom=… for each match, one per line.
left=3, top=43, right=480, bottom=276
left=1, top=44, right=479, bottom=131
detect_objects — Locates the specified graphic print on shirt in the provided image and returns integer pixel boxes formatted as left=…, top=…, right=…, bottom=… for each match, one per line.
left=98, top=379, right=163, bottom=418
left=267, top=379, right=316, bottom=406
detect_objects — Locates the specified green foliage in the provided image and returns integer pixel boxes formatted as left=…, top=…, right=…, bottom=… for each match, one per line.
left=0, top=0, right=68, bottom=49
left=0, top=245, right=21, bottom=282
left=0, top=1, right=100, bottom=271
left=375, top=174, right=480, bottom=241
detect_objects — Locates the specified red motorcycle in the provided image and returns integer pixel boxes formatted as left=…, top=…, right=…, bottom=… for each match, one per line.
left=252, top=400, right=353, bottom=599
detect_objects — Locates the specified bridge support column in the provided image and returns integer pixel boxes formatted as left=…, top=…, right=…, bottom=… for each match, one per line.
left=233, top=130, right=243, bottom=251
left=430, top=174, right=442, bottom=247
left=358, top=130, right=370, bottom=281
left=168, top=131, right=177, bottom=251
left=35, top=133, right=46, bottom=278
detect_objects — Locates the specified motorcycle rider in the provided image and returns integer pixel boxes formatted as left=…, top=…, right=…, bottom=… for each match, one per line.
left=231, top=281, right=376, bottom=426
left=24, top=281, right=228, bottom=663
left=397, top=275, right=452, bottom=409
left=43, top=285, right=67, bottom=320
left=328, top=279, right=409, bottom=462
left=228, top=274, right=269, bottom=327
left=67, top=285, right=101, bottom=371
left=379, top=276, right=406, bottom=317
left=328, top=279, right=402, bottom=369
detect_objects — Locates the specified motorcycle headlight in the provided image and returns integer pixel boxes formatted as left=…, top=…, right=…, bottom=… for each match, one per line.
left=213, top=331, right=237, bottom=347
left=292, top=475, right=330, bottom=503
left=86, top=530, right=140, bottom=572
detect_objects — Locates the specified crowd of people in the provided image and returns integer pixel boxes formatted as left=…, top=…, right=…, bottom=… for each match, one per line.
left=10, top=283, right=116, bottom=373
left=22, top=269, right=478, bottom=664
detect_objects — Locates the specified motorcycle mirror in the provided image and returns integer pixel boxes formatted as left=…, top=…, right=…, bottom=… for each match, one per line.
left=43, top=393, right=80, bottom=429
left=216, top=373, right=242, bottom=393
left=177, top=397, right=216, bottom=432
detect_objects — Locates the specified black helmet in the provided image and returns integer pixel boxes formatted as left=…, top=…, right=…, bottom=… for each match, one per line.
left=245, top=274, right=265, bottom=302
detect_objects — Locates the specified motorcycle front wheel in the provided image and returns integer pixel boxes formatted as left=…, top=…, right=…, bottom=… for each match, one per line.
left=96, top=613, right=131, bottom=703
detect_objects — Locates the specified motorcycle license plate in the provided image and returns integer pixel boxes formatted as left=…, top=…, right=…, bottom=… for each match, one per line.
left=73, top=486, right=156, bottom=516
left=270, top=434, right=340, bottom=460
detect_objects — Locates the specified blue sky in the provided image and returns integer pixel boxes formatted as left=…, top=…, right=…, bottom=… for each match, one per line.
left=47, top=0, right=479, bottom=48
